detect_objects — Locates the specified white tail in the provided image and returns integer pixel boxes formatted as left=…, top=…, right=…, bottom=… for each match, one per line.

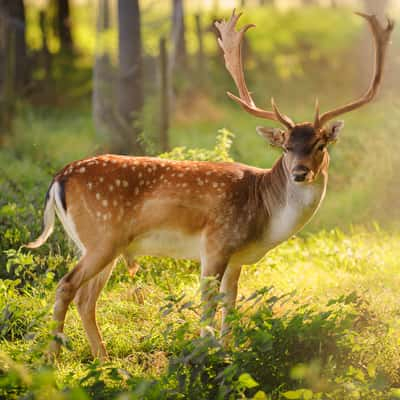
left=25, top=183, right=56, bottom=249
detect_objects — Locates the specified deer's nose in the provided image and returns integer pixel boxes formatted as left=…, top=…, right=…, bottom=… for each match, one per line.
left=292, top=166, right=310, bottom=182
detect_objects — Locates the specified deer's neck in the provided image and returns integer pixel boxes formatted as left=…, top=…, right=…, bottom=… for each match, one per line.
left=257, top=156, right=328, bottom=244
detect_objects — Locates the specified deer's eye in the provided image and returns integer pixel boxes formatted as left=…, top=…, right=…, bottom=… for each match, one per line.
left=317, top=144, right=325, bottom=152
left=285, top=146, right=293, bottom=153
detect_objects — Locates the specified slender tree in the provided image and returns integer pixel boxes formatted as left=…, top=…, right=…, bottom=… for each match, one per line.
left=301, top=0, right=318, bottom=5
left=0, top=0, right=27, bottom=90
left=358, top=0, right=391, bottom=89
left=116, top=0, right=144, bottom=154
left=259, top=0, right=275, bottom=5
left=0, top=0, right=26, bottom=141
left=57, top=0, right=73, bottom=52
left=363, top=0, right=389, bottom=19
left=170, top=0, right=187, bottom=72
left=93, top=0, right=113, bottom=142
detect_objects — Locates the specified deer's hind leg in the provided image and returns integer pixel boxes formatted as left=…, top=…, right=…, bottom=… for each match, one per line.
left=49, top=246, right=116, bottom=359
left=74, top=260, right=116, bottom=360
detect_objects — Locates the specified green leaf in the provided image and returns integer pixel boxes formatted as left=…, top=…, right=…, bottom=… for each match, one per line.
left=282, top=389, right=313, bottom=399
left=252, top=390, right=269, bottom=400
left=302, top=389, right=313, bottom=400
left=282, top=390, right=302, bottom=399
left=367, top=363, right=376, bottom=378
left=238, top=373, right=259, bottom=389
left=390, top=388, right=400, bottom=399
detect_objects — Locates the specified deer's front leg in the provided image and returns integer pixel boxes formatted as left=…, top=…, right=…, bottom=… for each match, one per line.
left=199, top=253, right=228, bottom=338
left=220, top=264, right=242, bottom=346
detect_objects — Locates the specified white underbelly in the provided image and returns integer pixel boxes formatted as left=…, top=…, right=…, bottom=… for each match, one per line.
left=127, top=229, right=201, bottom=260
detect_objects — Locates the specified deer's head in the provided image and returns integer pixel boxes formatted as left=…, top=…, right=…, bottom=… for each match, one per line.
left=215, top=10, right=394, bottom=184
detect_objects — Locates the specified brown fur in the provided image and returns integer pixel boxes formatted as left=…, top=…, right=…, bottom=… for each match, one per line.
left=32, top=137, right=329, bottom=360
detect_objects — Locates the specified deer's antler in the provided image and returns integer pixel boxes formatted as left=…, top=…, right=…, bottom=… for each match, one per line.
left=314, top=12, right=395, bottom=129
left=215, top=9, right=294, bottom=130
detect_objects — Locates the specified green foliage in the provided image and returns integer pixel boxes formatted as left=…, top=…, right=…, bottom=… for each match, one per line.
left=1, top=124, right=400, bottom=399
left=2, top=279, right=400, bottom=399
left=0, top=152, right=75, bottom=282
left=219, top=7, right=358, bottom=80
left=159, top=128, right=234, bottom=162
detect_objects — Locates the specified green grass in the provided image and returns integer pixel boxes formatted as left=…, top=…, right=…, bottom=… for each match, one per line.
left=1, top=229, right=400, bottom=399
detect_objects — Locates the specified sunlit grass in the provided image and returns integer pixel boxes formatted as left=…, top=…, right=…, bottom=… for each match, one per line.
left=1, top=228, right=400, bottom=398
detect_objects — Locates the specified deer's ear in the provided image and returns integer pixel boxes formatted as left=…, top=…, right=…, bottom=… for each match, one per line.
left=324, top=120, right=344, bottom=143
left=256, top=126, right=287, bottom=148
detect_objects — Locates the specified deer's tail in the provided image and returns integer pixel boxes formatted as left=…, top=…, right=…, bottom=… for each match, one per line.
left=25, top=181, right=57, bottom=249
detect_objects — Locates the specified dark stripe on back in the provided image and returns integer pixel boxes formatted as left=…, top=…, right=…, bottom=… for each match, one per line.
left=44, top=179, right=54, bottom=207
left=41, top=179, right=55, bottom=232
left=58, top=176, right=68, bottom=212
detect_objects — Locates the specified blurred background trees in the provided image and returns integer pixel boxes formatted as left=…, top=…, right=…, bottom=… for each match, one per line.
left=55, top=0, right=74, bottom=52
left=1, top=0, right=398, bottom=152
left=116, top=0, right=144, bottom=154
left=0, top=0, right=399, bottom=227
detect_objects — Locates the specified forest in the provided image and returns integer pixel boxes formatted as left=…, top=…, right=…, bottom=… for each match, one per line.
left=0, top=0, right=400, bottom=399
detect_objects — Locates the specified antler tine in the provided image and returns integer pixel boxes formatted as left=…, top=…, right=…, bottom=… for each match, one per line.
left=215, top=9, right=294, bottom=128
left=315, top=12, right=395, bottom=129
left=271, top=98, right=294, bottom=129
left=313, top=97, right=320, bottom=128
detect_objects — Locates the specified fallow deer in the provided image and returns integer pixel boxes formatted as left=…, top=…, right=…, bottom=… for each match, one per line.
left=26, top=10, right=394, bottom=360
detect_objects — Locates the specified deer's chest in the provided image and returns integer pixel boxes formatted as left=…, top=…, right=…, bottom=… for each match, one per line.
left=267, top=184, right=323, bottom=245
left=230, top=183, right=325, bottom=266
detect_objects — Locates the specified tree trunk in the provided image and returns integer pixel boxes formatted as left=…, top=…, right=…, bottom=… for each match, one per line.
left=0, top=22, right=15, bottom=141
left=359, top=0, right=391, bottom=89
left=0, top=0, right=27, bottom=91
left=363, top=0, right=389, bottom=19
left=93, top=0, right=114, bottom=143
left=57, top=0, right=73, bottom=52
left=39, top=10, right=52, bottom=81
left=116, top=0, right=144, bottom=155
left=170, top=0, right=187, bottom=72
left=159, top=37, right=169, bottom=152
left=259, top=0, right=275, bottom=5
left=195, top=14, right=205, bottom=85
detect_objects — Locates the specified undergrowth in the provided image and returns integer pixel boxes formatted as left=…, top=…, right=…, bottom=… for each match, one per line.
left=1, top=130, right=400, bottom=399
